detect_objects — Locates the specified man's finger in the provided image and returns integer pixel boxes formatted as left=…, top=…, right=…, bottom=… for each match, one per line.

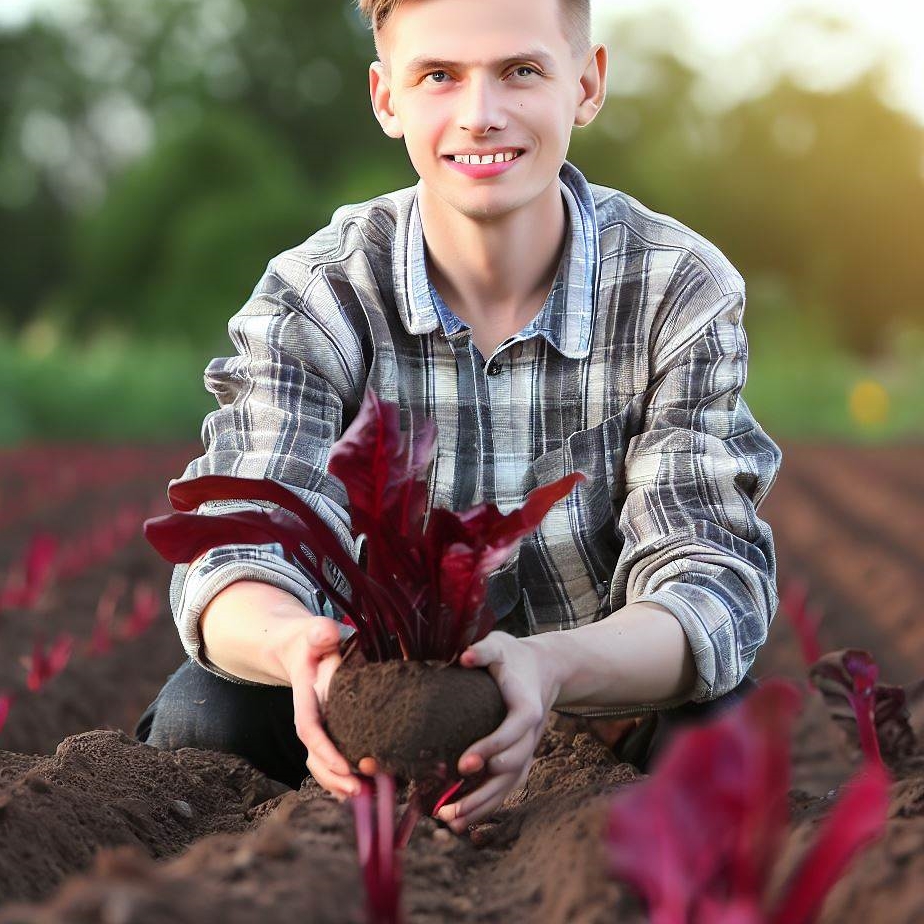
left=308, top=617, right=342, bottom=649
left=444, top=772, right=515, bottom=829
left=487, top=736, right=535, bottom=777
left=459, top=707, right=537, bottom=772
left=291, top=663, right=351, bottom=776
left=460, top=632, right=503, bottom=668
left=308, top=754, right=361, bottom=799
left=440, top=767, right=512, bottom=821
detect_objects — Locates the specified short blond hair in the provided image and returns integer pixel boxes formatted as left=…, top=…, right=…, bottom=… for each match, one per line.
left=353, top=0, right=592, bottom=60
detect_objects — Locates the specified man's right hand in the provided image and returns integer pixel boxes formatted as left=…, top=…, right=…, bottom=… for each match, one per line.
left=278, top=616, right=362, bottom=801
left=196, top=577, right=372, bottom=800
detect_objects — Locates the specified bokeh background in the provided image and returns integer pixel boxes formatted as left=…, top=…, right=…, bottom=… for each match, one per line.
left=0, top=0, right=922, bottom=444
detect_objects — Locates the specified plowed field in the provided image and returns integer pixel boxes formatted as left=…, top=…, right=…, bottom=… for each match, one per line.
left=0, top=441, right=921, bottom=923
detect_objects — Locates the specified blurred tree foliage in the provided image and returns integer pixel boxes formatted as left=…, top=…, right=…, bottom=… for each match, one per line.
left=0, top=1, right=921, bottom=356
left=67, top=110, right=326, bottom=344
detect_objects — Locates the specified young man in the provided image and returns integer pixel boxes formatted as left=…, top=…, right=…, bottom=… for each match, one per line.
left=135, top=0, right=782, bottom=836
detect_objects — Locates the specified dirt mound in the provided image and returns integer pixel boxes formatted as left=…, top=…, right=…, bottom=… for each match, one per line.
left=325, top=651, right=506, bottom=784
left=0, top=717, right=643, bottom=924
left=0, top=730, right=287, bottom=906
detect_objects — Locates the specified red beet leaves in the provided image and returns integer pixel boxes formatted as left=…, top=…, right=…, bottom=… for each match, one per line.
left=0, top=692, right=13, bottom=735
left=20, top=631, right=75, bottom=692
left=605, top=678, right=890, bottom=924
left=144, top=386, right=583, bottom=663
left=86, top=576, right=125, bottom=657
left=809, top=648, right=917, bottom=769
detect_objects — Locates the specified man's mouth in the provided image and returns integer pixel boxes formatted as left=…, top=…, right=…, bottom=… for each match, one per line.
left=443, top=149, right=525, bottom=165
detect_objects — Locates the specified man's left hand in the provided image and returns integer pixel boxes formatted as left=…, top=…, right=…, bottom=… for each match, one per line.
left=435, top=631, right=560, bottom=834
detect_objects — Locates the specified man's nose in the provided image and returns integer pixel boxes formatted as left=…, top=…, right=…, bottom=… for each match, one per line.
left=458, top=74, right=507, bottom=135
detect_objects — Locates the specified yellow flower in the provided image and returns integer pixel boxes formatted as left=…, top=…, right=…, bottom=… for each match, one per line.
left=848, top=379, right=889, bottom=427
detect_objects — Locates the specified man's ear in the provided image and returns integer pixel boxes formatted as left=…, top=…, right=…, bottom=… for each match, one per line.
left=369, top=61, right=404, bottom=140
left=574, top=43, right=608, bottom=129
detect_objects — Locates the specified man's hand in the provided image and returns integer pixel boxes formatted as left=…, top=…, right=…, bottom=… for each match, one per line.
left=277, top=617, right=365, bottom=802
left=435, top=631, right=561, bottom=834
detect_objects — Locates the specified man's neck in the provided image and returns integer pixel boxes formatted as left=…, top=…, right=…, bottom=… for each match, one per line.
left=418, top=176, right=568, bottom=334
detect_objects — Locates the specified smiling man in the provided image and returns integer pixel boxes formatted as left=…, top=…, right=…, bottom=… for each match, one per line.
left=135, top=0, right=783, bottom=839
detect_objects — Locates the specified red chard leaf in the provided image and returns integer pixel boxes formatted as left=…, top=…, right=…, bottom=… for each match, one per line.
left=327, top=387, right=436, bottom=537
left=779, top=575, right=823, bottom=669
left=145, top=389, right=583, bottom=664
left=0, top=692, right=14, bottom=735
left=768, top=762, right=890, bottom=924
left=350, top=772, right=405, bottom=924
left=606, top=678, right=889, bottom=924
left=809, top=648, right=916, bottom=769
left=606, top=679, right=802, bottom=923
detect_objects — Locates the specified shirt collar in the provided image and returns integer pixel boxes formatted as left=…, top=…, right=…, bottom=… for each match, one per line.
left=391, top=159, right=599, bottom=360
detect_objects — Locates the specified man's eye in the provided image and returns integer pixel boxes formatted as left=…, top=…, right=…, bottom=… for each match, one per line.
left=424, top=66, right=539, bottom=84
left=425, top=70, right=450, bottom=84
left=513, top=66, right=538, bottom=77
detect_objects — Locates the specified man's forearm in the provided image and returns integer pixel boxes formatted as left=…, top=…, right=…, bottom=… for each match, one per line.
left=523, top=601, right=698, bottom=713
left=198, top=579, right=320, bottom=685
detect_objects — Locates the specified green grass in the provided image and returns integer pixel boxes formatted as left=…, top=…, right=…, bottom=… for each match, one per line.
left=1, top=313, right=921, bottom=447
left=0, top=322, right=216, bottom=445
left=744, top=348, right=923, bottom=443
left=742, top=301, right=924, bottom=444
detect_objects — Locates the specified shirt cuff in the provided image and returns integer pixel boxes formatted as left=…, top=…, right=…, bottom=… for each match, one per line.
left=172, top=542, right=355, bottom=686
left=632, top=578, right=749, bottom=703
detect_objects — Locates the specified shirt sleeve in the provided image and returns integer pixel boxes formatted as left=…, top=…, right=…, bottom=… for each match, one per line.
left=168, top=260, right=362, bottom=685
left=611, top=286, right=783, bottom=704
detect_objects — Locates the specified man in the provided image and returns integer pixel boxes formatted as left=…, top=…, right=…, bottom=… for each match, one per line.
left=135, top=0, right=782, bottom=837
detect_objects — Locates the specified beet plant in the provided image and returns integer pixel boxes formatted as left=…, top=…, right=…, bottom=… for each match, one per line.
left=144, top=385, right=583, bottom=924
left=21, top=631, right=75, bottom=692
left=809, top=648, right=917, bottom=770
left=0, top=691, right=13, bottom=735
left=779, top=575, right=824, bottom=671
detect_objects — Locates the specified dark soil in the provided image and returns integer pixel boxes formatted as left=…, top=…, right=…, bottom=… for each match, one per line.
left=325, top=644, right=506, bottom=785
left=0, top=731, right=288, bottom=906
left=0, top=440, right=922, bottom=922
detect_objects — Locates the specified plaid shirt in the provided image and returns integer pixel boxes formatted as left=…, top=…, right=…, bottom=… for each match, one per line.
left=168, top=158, right=783, bottom=717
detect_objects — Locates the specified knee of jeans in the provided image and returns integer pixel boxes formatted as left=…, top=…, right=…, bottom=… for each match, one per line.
left=143, top=699, right=250, bottom=756
left=139, top=665, right=243, bottom=754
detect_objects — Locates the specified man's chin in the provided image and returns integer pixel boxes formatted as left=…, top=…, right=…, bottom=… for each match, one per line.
left=422, top=182, right=525, bottom=222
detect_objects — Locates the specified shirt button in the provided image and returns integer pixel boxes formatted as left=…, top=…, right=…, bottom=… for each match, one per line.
left=486, top=360, right=502, bottom=376
left=436, top=329, right=447, bottom=341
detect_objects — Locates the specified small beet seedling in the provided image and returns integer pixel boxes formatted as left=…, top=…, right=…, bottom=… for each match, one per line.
left=779, top=574, right=824, bottom=671
left=20, top=631, right=75, bottom=692
left=809, top=648, right=917, bottom=771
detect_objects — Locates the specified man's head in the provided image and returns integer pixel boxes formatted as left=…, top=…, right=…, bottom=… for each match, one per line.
left=355, top=0, right=606, bottom=221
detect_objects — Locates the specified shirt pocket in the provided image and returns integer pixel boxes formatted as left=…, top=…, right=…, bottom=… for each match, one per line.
left=519, top=405, right=634, bottom=630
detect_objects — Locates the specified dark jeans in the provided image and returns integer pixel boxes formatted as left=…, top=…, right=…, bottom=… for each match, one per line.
left=133, top=658, right=759, bottom=789
left=133, top=658, right=310, bottom=790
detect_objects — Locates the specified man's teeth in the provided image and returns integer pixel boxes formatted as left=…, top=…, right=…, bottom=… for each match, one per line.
left=451, top=151, right=521, bottom=164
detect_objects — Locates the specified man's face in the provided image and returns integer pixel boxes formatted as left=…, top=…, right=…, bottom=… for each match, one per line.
left=369, top=0, right=605, bottom=221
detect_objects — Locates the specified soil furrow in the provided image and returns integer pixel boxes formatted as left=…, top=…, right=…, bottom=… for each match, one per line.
left=0, top=442, right=922, bottom=923
left=781, top=447, right=924, bottom=562
left=761, top=474, right=921, bottom=682
left=782, top=467, right=924, bottom=577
